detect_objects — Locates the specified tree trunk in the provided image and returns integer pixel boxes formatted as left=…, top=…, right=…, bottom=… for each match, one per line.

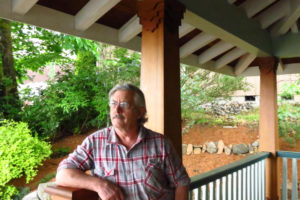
left=0, top=18, right=18, bottom=98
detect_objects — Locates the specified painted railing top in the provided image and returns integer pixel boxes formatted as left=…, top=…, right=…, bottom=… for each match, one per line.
left=277, top=150, right=300, bottom=159
left=189, top=152, right=270, bottom=190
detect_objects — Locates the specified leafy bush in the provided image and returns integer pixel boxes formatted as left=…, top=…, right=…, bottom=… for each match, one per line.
left=51, top=147, right=71, bottom=158
left=20, top=47, right=140, bottom=140
left=0, top=120, right=51, bottom=200
left=278, top=103, right=300, bottom=144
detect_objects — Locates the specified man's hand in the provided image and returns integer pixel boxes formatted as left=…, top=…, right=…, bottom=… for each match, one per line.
left=56, top=169, right=124, bottom=200
left=96, top=179, right=124, bottom=200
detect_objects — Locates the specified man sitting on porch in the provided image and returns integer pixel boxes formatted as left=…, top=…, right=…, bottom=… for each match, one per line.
left=56, top=83, right=190, bottom=200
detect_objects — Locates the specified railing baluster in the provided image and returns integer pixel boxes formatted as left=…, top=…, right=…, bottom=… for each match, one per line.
left=233, top=172, right=237, bottom=200
left=222, top=176, right=226, bottom=200
left=263, top=159, right=266, bottom=200
left=258, top=160, right=262, bottom=200
left=292, top=158, right=298, bottom=200
left=255, top=162, right=258, bottom=200
left=209, top=182, right=214, bottom=200
left=216, top=179, right=221, bottom=200
left=238, top=170, right=242, bottom=200
left=247, top=165, right=251, bottom=200
left=282, top=157, right=288, bottom=200
left=242, top=168, right=246, bottom=200
left=251, top=164, right=254, bottom=200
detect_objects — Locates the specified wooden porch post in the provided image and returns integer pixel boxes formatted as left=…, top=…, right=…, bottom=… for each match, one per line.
left=258, top=58, right=280, bottom=200
left=137, top=0, right=185, bottom=156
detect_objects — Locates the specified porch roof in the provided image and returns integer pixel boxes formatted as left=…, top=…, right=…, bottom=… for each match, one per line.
left=1, top=0, right=300, bottom=76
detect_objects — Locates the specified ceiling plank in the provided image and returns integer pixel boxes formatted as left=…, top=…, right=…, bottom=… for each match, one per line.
left=179, top=32, right=216, bottom=58
left=239, top=0, right=276, bottom=18
left=0, top=0, right=141, bottom=52
left=179, top=22, right=195, bottom=38
left=273, top=32, right=300, bottom=58
left=198, top=41, right=234, bottom=64
left=181, top=54, right=236, bottom=76
left=215, top=48, right=246, bottom=70
left=12, top=0, right=38, bottom=15
left=234, top=53, right=256, bottom=75
left=270, top=0, right=300, bottom=36
left=277, top=60, right=286, bottom=73
left=180, top=0, right=272, bottom=56
left=119, top=15, right=141, bottom=43
left=75, top=0, right=121, bottom=31
left=255, top=0, right=289, bottom=29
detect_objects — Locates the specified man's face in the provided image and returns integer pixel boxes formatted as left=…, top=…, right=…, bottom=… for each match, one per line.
left=109, top=90, right=143, bottom=131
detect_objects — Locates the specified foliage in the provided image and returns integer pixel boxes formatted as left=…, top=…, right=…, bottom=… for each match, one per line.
left=278, top=103, right=300, bottom=145
left=0, top=120, right=51, bottom=200
left=51, top=147, right=71, bottom=158
left=280, top=80, right=300, bottom=100
left=181, top=64, right=249, bottom=126
left=20, top=47, right=140, bottom=139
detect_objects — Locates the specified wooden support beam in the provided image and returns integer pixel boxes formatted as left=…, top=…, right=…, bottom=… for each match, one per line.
left=258, top=58, right=280, bottom=200
left=215, top=48, right=246, bottom=70
left=239, top=0, right=276, bottom=18
left=180, top=32, right=216, bottom=58
left=234, top=53, right=256, bottom=75
left=255, top=0, right=290, bottom=29
left=75, top=0, right=120, bottom=31
left=179, top=22, right=195, bottom=38
left=12, top=0, right=38, bottom=15
left=271, top=0, right=300, bottom=36
left=119, top=15, right=141, bottom=43
left=138, top=0, right=185, bottom=156
left=198, top=41, right=234, bottom=64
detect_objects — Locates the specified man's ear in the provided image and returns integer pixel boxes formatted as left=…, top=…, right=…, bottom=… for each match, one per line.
left=137, top=107, right=146, bottom=118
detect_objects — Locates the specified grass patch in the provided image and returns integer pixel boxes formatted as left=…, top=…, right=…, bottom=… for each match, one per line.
left=51, top=147, right=71, bottom=158
left=36, top=173, right=56, bottom=185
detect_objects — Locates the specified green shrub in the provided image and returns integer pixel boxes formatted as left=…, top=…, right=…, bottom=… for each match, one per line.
left=20, top=47, right=140, bottom=140
left=51, top=147, right=71, bottom=158
left=0, top=120, right=52, bottom=200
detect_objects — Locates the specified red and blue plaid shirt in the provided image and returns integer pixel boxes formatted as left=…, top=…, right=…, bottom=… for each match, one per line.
left=58, top=126, right=190, bottom=200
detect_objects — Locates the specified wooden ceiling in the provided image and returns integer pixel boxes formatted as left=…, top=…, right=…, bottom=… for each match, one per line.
left=1, top=0, right=300, bottom=76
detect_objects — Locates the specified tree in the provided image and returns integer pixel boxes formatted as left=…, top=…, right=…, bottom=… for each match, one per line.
left=181, top=64, right=249, bottom=122
left=0, top=19, right=20, bottom=119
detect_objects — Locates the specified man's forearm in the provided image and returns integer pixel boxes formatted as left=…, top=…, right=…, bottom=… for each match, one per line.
left=175, top=185, right=189, bottom=200
left=56, top=168, right=102, bottom=192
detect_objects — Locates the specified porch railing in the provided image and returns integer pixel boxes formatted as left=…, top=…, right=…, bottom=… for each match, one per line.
left=277, top=150, right=300, bottom=200
left=188, top=152, right=270, bottom=200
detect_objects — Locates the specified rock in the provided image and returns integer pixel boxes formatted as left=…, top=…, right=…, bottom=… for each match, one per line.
left=222, top=126, right=237, bottom=128
left=202, top=144, right=207, bottom=153
left=252, top=140, right=259, bottom=147
left=224, top=146, right=231, bottom=155
left=23, top=191, right=39, bottom=200
left=194, top=147, right=201, bottom=154
left=187, top=144, right=193, bottom=155
left=232, top=144, right=249, bottom=154
left=207, top=142, right=217, bottom=154
left=248, top=144, right=254, bottom=154
left=254, top=146, right=258, bottom=153
left=217, top=140, right=225, bottom=154
left=182, top=144, right=187, bottom=155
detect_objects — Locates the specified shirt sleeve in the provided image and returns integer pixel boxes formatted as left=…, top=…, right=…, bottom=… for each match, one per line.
left=164, top=138, right=191, bottom=188
left=57, top=135, right=95, bottom=172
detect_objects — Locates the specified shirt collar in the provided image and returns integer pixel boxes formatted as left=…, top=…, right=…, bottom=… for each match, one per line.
left=107, top=126, right=147, bottom=145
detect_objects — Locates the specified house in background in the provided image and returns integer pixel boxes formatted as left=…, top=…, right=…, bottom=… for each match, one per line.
left=232, top=74, right=300, bottom=106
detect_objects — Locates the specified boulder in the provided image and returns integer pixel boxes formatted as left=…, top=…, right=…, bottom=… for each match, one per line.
left=207, top=142, right=217, bottom=154
left=182, top=144, right=187, bottom=155
left=224, top=146, right=231, bottom=155
left=217, top=140, right=225, bottom=154
left=194, top=147, right=201, bottom=154
left=187, top=144, right=193, bottom=155
left=232, top=144, right=249, bottom=154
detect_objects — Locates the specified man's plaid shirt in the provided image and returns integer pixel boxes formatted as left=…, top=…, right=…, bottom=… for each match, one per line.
left=58, top=126, right=190, bottom=200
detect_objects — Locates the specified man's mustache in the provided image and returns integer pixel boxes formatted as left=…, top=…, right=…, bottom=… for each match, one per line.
left=113, top=114, right=124, bottom=119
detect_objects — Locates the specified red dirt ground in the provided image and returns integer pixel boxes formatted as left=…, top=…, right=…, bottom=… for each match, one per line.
left=12, top=125, right=299, bottom=191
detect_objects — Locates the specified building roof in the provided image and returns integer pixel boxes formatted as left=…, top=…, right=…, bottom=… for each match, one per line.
left=1, top=0, right=300, bottom=76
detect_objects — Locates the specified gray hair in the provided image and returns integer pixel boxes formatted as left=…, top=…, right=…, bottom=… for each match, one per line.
left=109, top=83, right=148, bottom=125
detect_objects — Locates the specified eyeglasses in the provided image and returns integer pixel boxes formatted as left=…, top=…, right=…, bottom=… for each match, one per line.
left=109, top=101, right=130, bottom=109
